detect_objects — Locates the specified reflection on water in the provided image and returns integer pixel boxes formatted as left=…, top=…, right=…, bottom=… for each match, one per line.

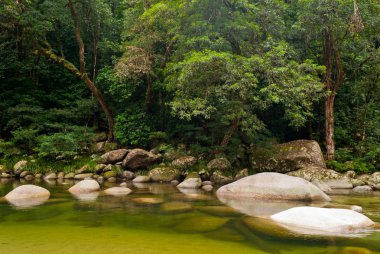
left=0, top=180, right=379, bottom=254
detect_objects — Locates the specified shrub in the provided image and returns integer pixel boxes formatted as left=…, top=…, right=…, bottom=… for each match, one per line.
left=327, top=160, right=376, bottom=174
left=36, top=127, right=96, bottom=158
left=114, top=109, right=151, bottom=147
left=10, top=128, right=39, bottom=154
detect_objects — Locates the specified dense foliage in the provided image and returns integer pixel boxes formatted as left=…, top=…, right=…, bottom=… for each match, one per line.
left=0, top=0, right=379, bottom=171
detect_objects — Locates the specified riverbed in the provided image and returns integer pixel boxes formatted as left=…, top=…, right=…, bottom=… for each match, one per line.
left=0, top=179, right=379, bottom=254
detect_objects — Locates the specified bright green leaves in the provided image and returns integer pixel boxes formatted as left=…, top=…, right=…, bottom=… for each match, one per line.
left=166, top=45, right=324, bottom=137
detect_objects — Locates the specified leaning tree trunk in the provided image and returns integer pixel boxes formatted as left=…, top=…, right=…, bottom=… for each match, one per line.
left=68, top=0, right=114, bottom=141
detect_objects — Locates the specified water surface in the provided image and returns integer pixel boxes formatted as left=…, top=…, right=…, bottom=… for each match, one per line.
left=0, top=180, right=379, bottom=254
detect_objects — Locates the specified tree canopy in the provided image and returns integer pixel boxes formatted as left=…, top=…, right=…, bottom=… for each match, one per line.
left=1, top=0, right=379, bottom=171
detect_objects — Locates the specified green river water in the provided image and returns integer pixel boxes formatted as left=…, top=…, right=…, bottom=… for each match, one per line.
left=0, top=179, right=379, bottom=254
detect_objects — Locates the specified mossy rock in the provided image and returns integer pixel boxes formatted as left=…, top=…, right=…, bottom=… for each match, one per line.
left=0, top=165, right=8, bottom=173
left=175, top=215, right=229, bottom=233
left=171, top=156, right=197, bottom=169
left=148, top=167, right=180, bottom=182
left=186, top=172, right=200, bottom=179
left=103, top=170, right=117, bottom=179
left=251, top=140, right=326, bottom=173
left=207, top=158, right=231, bottom=172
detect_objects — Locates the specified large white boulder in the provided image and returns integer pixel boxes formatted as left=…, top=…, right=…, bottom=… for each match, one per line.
left=68, top=179, right=100, bottom=193
left=271, top=207, right=375, bottom=235
left=5, top=185, right=50, bottom=207
left=216, top=173, right=330, bottom=201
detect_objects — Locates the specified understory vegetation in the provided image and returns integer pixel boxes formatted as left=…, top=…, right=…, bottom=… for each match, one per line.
left=0, top=0, right=379, bottom=173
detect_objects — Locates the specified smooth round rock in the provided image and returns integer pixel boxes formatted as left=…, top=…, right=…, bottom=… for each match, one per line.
left=270, top=207, right=375, bottom=235
left=202, top=185, right=213, bottom=191
left=353, top=185, right=373, bottom=192
left=5, top=184, right=50, bottom=200
left=119, top=182, right=127, bottom=187
left=44, top=173, right=57, bottom=180
left=216, top=173, right=331, bottom=202
left=132, top=176, right=151, bottom=183
left=68, top=180, right=100, bottom=193
left=104, top=187, right=132, bottom=196
left=177, top=178, right=202, bottom=189
left=5, top=185, right=50, bottom=207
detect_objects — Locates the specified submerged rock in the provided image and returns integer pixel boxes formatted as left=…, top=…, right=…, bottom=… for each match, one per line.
left=270, top=207, right=375, bottom=235
left=175, top=215, right=229, bottom=233
left=68, top=179, right=100, bottom=193
left=251, top=140, right=326, bottom=173
left=132, top=197, right=164, bottom=205
left=160, top=201, right=192, bottom=213
left=219, top=196, right=321, bottom=218
left=103, top=187, right=132, bottom=196
left=197, top=206, right=240, bottom=217
left=71, top=192, right=99, bottom=202
left=5, top=185, right=50, bottom=207
left=216, top=173, right=330, bottom=202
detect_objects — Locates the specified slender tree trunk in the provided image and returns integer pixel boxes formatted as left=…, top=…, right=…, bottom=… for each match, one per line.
left=323, top=29, right=343, bottom=161
left=325, top=94, right=335, bottom=160
left=67, top=0, right=114, bottom=141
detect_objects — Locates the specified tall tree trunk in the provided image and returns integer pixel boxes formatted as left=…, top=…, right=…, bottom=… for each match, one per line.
left=325, top=94, right=335, bottom=160
left=323, top=29, right=343, bottom=161
left=67, top=0, right=114, bottom=141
